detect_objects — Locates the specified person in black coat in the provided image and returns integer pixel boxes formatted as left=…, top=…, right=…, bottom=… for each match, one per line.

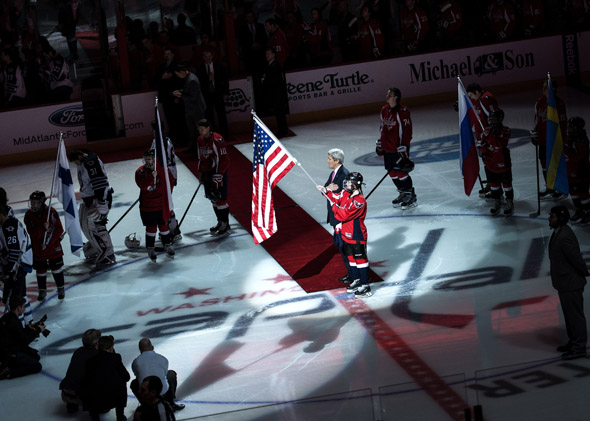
left=260, top=47, right=289, bottom=137
left=324, top=148, right=351, bottom=283
left=548, top=206, right=589, bottom=360
left=0, top=295, right=44, bottom=380
left=197, top=49, right=229, bottom=139
left=82, top=335, right=130, bottom=421
left=60, top=329, right=101, bottom=413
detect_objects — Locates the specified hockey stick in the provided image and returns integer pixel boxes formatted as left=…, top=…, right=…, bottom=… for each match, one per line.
left=529, top=143, right=541, bottom=218
left=179, top=183, right=202, bottom=228
left=365, top=171, right=389, bottom=200
left=108, top=198, right=139, bottom=233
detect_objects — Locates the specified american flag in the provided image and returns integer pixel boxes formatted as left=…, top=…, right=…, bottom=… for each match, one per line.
left=251, top=114, right=296, bottom=244
left=154, top=102, right=174, bottom=222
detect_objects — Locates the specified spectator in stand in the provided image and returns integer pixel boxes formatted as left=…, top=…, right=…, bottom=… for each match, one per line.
left=39, top=46, right=73, bottom=102
left=400, top=0, right=430, bottom=53
left=59, top=329, right=101, bottom=414
left=265, top=18, right=289, bottom=68
left=197, top=49, right=229, bottom=138
left=334, top=1, right=359, bottom=62
left=434, top=0, right=464, bottom=48
left=355, top=4, right=385, bottom=60
left=520, top=0, right=544, bottom=37
left=171, top=13, right=197, bottom=46
left=303, top=8, right=332, bottom=66
left=565, top=0, right=590, bottom=32
left=192, top=32, right=220, bottom=67
left=237, top=10, right=267, bottom=75
left=486, top=0, right=516, bottom=42
left=284, top=11, right=306, bottom=69
left=57, top=0, right=80, bottom=62
left=1, top=48, right=27, bottom=107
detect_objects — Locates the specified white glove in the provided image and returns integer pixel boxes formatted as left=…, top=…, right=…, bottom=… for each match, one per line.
left=397, top=145, right=407, bottom=153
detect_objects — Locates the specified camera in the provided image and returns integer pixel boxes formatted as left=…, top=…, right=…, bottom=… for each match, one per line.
left=30, top=314, right=51, bottom=337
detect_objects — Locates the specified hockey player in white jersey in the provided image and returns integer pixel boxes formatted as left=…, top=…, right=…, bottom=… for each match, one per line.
left=68, top=150, right=116, bottom=266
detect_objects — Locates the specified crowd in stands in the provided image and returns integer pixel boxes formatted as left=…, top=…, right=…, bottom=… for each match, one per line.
left=1, top=0, right=590, bottom=111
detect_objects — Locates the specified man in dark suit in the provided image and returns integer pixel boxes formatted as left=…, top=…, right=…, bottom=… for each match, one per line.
left=548, top=206, right=589, bottom=360
left=260, top=47, right=289, bottom=137
left=197, top=50, right=229, bottom=139
left=324, top=148, right=351, bottom=283
left=238, top=10, right=267, bottom=74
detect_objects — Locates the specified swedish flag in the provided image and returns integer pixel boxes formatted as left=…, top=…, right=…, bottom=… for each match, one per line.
left=545, top=76, right=568, bottom=195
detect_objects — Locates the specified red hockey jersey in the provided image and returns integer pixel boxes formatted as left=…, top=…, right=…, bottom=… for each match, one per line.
left=24, top=206, right=64, bottom=261
left=326, top=190, right=367, bottom=244
left=380, top=104, right=412, bottom=153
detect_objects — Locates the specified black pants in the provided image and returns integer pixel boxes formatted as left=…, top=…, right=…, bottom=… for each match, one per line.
left=131, top=370, right=178, bottom=402
left=558, top=289, right=588, bottom=352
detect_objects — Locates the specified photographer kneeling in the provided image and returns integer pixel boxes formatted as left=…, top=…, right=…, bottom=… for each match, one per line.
left=0, top=295, right=46, bottom=380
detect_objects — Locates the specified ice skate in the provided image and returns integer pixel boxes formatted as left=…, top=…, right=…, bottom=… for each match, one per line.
left=165, top=244, right=175, bottom=259
left=147, top=247, right=157, bottom=262
left=503, top=199, right=514, bottom=216
left=346, top=279, right=361, bottom=293
left=354, top=285, right=373, bottom=298
left=490, top=199, right=502, bottom=215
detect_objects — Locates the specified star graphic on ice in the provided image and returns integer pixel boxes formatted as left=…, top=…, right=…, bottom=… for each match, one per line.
left=264, top=274, right=293, bottom=284
left=175, top=287, right=212, bottom=298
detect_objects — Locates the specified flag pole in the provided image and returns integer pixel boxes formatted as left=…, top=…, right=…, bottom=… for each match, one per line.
left=43, top=133, right=63, bottom=247
left=153, top=97, right=159, bottom=189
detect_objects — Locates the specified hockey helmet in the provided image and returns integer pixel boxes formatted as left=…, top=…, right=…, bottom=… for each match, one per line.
left=567, top=116, right=585, bottom=137
left=143, top=149, right=155, bottom=169
left=29, top=190, right=47, bottom=212
left=395, top=156, right=415, bottom=173
left=344, top=172, right=364, bottom=193
left=125, top=233, right=141, bottom=250
left=488, top=109, right=504, bottom=126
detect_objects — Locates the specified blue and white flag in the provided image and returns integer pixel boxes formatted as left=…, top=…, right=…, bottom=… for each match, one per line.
left=53, top=138, right=83, bottom=255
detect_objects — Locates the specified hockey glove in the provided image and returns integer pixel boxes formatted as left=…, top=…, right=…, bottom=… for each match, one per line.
left=530, top=129, right=538, bottom=146
left=212, top=173, right=223, bottom=189
left=397, top=145, right=408, bottom=157
left=375, top=140, right=384, bottom=156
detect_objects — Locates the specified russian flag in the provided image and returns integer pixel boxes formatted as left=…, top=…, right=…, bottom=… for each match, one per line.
left=457, top=80, right=480, bottom=196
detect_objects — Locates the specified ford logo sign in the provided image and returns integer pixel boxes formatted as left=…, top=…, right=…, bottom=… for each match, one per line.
left=48, top=105, right=85, bottom=127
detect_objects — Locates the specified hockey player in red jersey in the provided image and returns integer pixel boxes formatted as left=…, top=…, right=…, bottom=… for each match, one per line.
left=477, top=109, right=515, bottom=216
left=318, top=172, right=371, bottom=298
left=466, top=83, right=499, bottom=139
left=564, top=117, right=590, bottom=224
left=531, top=79, right=568, bottom=200
left=135, top=150, right=175, bottom=262
left=377, top=87, right=417, bottom=209
left=197, top=119, right=231, bottom=236
left=24, top=191, right=66, bottom=301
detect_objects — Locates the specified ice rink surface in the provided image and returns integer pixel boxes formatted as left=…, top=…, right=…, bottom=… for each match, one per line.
left=1, top=86, right=589, bottom=420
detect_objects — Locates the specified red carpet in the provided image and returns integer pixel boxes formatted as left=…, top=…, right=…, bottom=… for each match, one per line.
left=177, top=137, right=381, bottom=293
